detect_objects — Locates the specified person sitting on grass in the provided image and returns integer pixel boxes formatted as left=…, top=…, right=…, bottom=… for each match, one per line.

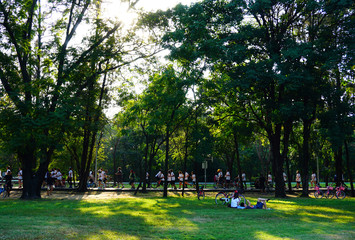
left=230, top=191, right=270, bottom=210
left=230, top=191, right=245, bottom=209
left=245, top=198, right=270, bottom=209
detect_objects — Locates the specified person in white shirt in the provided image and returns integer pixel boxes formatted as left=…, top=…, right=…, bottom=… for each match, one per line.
left=242, top=172, right=247, bottom=190
left=311, top=172, right=317, bottom=188
left=98, top=169, right=104, bottom=188
left=217, top=169, right=224, bottom=188
left=283, top=172, right=287, bottom=182
left=178, top=171, right=184, bottom=189
left=191, top=171, right=196, bottom=187
left=68, top=167, right=73, bottom=188
left=155, top=170, right=164, bottom=187
left=56, top=169, right=64, bottom=187
left=168, top=169, right=177, bottom=190
left=296, top=170, right=301, bottom=189
left=18, top=167, right=23, bottom=189
left=267, top=171, right=273, bottom=187
left=225, top=170, right=231, bottom=188
left=184, top=171, right=191, bottom=188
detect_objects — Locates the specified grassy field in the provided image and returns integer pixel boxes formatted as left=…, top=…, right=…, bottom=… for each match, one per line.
left=0, top=192, right=354, bottom=240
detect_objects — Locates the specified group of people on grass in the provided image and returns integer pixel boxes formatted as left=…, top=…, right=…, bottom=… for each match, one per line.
left=230, top=190, right=270, bottom=210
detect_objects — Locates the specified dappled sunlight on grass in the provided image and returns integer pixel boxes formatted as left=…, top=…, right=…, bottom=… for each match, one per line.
left=254, top=231, right=293, bottom=240
left=87, top=230, right=140, bottom=240
left=74, top=197, right=198, bottom=233
left=1, top=193, right=354, bottom=239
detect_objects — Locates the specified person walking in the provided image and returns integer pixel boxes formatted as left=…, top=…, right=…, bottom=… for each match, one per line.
left=115, top=167, right=124, bottom=188
left=296, top=170, right=301, bottom=189
left=311, top=171, right=317, bottom=188
left=242, top=171, right=247, bottom=190
left=18, top=167, right=23, bottom=189
left=129, top=170, right=135, bottom=190
left=170, top=169, right=177, bottom=190
left=68, top=167, right=73, bottom=188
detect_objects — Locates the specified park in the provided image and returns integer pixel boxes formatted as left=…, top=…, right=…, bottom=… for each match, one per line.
left=0, top=189, right=355, bottom=239
left=0, top=0, right=354, bottom=239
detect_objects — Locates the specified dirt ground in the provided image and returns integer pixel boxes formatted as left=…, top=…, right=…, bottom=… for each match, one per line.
left=3, top=189, right=301, bottom=200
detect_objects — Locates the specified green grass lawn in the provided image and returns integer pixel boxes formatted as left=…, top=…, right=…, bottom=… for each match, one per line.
left=0, top=192, right=354, bottom=240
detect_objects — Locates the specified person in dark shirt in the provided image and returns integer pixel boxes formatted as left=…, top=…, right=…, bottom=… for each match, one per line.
left=4, top=170, right=13, bottom=197
left=259, top=175, right=266, bottom=193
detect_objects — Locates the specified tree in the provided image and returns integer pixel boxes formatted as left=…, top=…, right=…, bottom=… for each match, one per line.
left=0, top=0, right=135, bottom=198
left=143, top=0, right=354, bottom=197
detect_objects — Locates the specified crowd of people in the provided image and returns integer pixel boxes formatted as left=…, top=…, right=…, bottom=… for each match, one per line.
left=1, top=165, right=346, bottom=193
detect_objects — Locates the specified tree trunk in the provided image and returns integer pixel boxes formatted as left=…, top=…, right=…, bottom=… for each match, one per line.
left=141, top=136, right=149, bottom=192
left=233, top=132, right=242, bottom=189
left=20, top=144, right=53, bottom=199
left=112, top=138, right=119, bottom=186
left=269, top=127, right=286, bottom=198
left=344, top=140, right=354, bottom=197
left=163, top=126, right=170, bottom=198
left=301, top=119, right=312, bottom=197
left=182, top=127, right=189, bottom=197
left=282, top=120, right=293, bottom=193
left=335, top=145, right=343, bottom=187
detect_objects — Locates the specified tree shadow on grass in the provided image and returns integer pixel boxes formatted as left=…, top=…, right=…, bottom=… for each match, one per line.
left=0, top=194, right=354, bottom=239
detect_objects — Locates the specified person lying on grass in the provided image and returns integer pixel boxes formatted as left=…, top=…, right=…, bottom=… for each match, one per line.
left=230, top=191, right=269, bottom=209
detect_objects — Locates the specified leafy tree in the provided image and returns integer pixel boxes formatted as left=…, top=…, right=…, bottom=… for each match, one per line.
left=143, top=0, right=354, bottom=197
left=0, top=0, right=137, bottom=198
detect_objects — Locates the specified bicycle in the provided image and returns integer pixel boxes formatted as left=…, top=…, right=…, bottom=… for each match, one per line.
left=197, top=186, right=205, bottom=200
left=0, top=184, right=6, bottom=198
left=87, top=181, right=97, bottom=188
left=1, top=182, right=11, bottom=198
left=324, top=185, right=335, bottom=199
left=215, top=191, right=246, bottom=206
left=335, top=185, right=346, bottom=199
left=314, top=184, right=323, bottom=199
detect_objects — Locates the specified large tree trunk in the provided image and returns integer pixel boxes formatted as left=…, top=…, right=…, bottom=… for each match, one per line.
left=283, top=120, right=293, bottom=193
left=269, top=125, right=286, bottom=198
left=20, top=144, right=53, bottom=199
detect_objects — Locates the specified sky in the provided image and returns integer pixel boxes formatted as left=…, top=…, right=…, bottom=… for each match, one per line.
left=103, top=0, right=198, bottom=25
left=102, top=0, right=199, bottom=118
